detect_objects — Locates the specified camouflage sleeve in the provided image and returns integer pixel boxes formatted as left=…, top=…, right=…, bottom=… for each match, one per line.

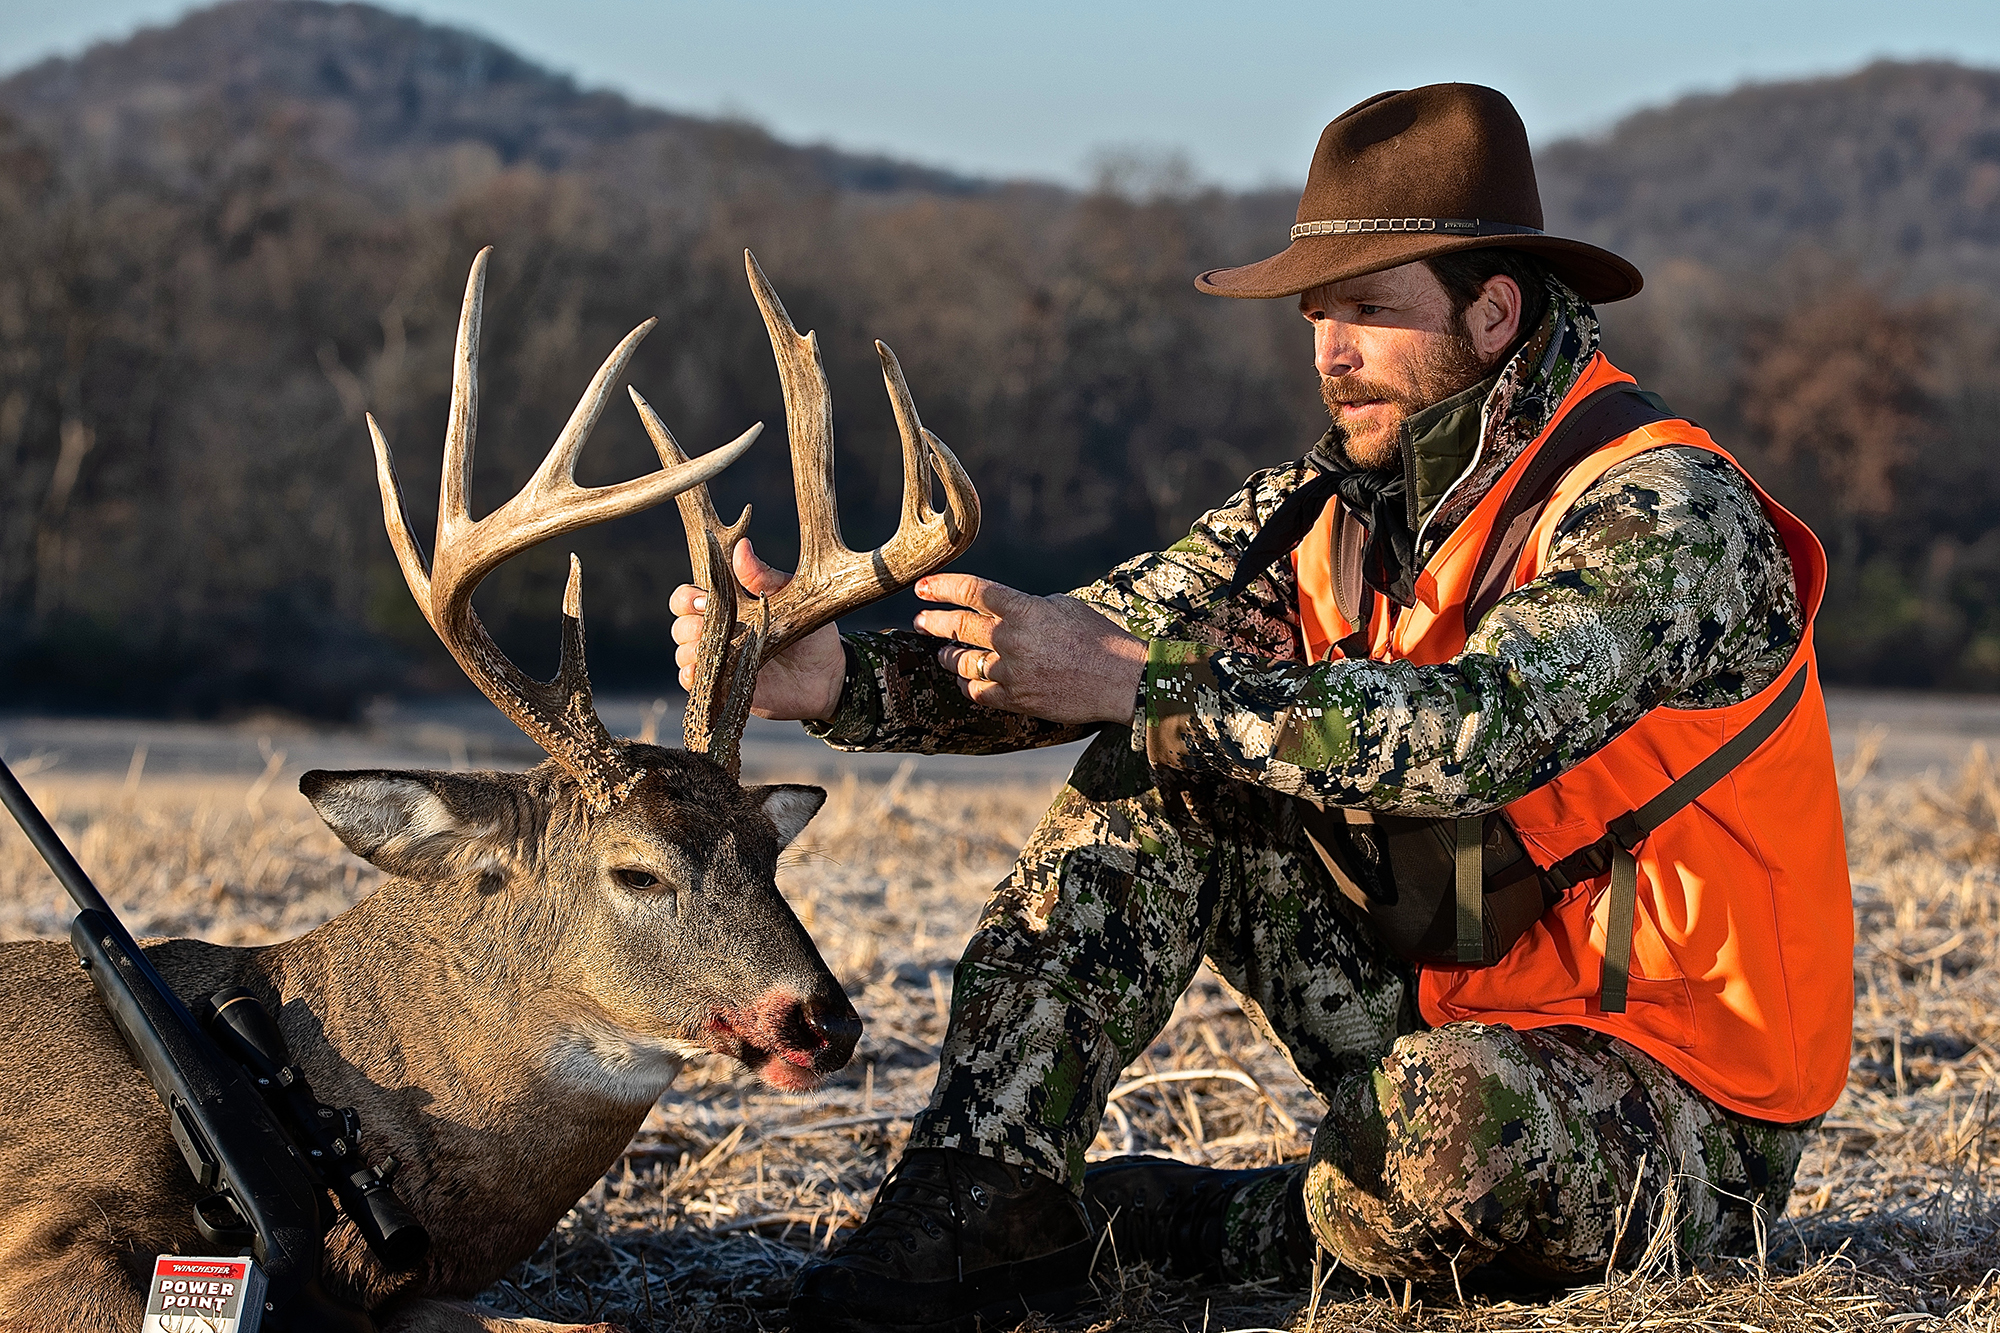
left=803, top=630, right=1097, bottom=754
left=805, top=460, right=1317, bottom=755
left=1073, top=461, right=1309, bottom=659
left=1142, top=447, right=1804, bottom=817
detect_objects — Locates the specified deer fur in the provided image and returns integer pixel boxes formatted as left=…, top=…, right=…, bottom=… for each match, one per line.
left=0, top=744, right=857, bottom=1332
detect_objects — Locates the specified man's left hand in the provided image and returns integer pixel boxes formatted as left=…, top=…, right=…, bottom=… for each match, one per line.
left=913, top=574, right=1147, bottom=726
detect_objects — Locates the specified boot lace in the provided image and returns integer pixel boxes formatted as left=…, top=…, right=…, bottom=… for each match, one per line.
left=846, top=1153, right=967, bottom=1275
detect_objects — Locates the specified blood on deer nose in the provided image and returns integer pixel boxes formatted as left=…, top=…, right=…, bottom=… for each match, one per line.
left=803, top=989, right=862, bottom=1070
left=729, top=982, right=861, bottom=1080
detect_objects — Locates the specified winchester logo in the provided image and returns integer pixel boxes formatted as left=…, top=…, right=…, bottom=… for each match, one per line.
left=141, top=1257, right=266, bottom=1333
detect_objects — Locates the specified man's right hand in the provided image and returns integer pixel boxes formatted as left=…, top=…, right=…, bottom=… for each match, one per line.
left=670, top=539, right=847, bottom=722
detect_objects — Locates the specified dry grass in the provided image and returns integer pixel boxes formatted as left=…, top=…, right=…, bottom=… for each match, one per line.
left=0, top=772, right=378, bottom=945
left=3, top=748, right=1998, bottom=1331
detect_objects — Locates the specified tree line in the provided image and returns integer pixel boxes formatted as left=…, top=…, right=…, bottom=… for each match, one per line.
left=1, top=85, right=1996, bottom=713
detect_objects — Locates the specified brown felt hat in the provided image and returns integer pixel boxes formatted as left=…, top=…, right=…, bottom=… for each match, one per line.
left=1196, top=84, right=1642, bottom=303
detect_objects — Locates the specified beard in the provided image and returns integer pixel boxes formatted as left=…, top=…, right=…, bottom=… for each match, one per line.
left=1321, top=329, right=1492, bottom=470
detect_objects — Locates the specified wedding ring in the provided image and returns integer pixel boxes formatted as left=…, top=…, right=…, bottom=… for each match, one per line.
left=974, top=650, right=994, bottom=682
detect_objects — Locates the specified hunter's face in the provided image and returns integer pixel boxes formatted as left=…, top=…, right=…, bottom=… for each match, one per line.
left=1300, top=262, right=1502, bottom=469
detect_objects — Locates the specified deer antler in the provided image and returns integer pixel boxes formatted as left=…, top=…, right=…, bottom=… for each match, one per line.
left=367, top=247, right=762, bottom=810
left=630, top=249, right=980, bottom=776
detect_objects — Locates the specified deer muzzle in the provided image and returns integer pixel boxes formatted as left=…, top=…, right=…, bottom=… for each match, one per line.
left=707, top=981, right=861, bottom=1092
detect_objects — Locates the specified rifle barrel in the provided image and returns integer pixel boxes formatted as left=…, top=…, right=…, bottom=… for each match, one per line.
left=0, top=755, right=112, bottom=916
left=0, top=755, right=204, bottom=1031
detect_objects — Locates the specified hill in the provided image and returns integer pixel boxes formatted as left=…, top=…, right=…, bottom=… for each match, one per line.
left=0, top=0, right=988, bottom=200
left=15, top=8, right=2000, bottom=290
left=1542, top=60, right=2000, bottom=295
left=0, top=1, right=1996, bottom=711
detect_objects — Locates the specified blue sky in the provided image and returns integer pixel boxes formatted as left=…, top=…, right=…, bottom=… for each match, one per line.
left=4, top=0, right=1999, bottom=187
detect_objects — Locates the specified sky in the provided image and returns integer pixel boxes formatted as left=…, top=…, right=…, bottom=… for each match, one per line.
left=3, top=0, right=1999, bottom=188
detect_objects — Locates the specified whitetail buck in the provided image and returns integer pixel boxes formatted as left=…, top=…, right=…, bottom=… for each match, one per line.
left=0, top=247, right=978, bottom=1332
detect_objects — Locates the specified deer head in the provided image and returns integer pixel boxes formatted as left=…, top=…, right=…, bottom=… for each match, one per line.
left=301, top=246, right=975, bottom=1099
left=297, top=754, right=844, bottom=1096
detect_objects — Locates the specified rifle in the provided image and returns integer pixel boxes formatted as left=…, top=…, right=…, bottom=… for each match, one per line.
left=0, top=755, right=428, bottom=1331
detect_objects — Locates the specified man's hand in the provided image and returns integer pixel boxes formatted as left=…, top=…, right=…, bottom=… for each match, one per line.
left=669, top=540, right=847, bottom=722
left=913, top=573, right=1147, bottom=727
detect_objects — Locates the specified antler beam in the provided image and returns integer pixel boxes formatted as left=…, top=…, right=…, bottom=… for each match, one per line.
left=368, top=246, right=761, bottom=809
left=632, top=249, right=980, bottom=776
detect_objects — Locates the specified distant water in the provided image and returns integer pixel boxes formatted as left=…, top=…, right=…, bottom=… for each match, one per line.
left=0, top=695, right=1091, bottom=790
left=1, top=687, right=1992, bottom=793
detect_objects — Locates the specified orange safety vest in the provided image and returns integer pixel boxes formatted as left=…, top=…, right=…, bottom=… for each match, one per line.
left=1292, top=353, right=1853, bottom=1123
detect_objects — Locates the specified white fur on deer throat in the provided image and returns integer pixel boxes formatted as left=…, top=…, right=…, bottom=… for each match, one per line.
left=545, top=1013, right=699, bottom=1105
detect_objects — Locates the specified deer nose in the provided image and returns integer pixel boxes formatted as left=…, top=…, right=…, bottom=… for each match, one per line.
left=802, top=989, right=862, bottom=1069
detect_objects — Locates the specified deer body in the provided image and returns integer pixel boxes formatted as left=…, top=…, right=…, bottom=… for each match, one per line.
left=0, top=247, right=976, bottom=1331
left=0, top=749, right=853, bottom=1331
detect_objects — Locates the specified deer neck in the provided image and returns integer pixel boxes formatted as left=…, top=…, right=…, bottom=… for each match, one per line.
left=255, top=876, right=670, bottom=1275
left=270, top=874, right=682, bottom=1112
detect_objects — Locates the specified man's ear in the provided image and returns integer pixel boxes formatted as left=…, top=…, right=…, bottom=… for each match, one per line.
left=300, top=769, right=532, bottom=880
left=1466, top=273, right=1523, bottom=360
left=751, top=784, right=826, bottom=849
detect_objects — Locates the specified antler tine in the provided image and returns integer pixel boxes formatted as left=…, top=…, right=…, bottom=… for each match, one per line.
left=439, top=247, right=490, bottom=542
left=743, top=250, right=843, bottom=583
left=369, top=248, right=762, bottom=808
left=368, top=413, right=432, bottom=605
left=875, top=339, right=979, bottom=550
left=453, top=323, right=762, bottom=592
left=630, top=387, right=760, bottom=773
left=743, top=250, right=981, bottom=661
left=625, top=253, right=983, bottom=771
left=628, top=389, right=754, bottom=600
left=554, top=553, right=592, bottom=704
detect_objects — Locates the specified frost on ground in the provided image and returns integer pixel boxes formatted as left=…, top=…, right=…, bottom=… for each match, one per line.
left=2, top=747, right=1996, bottom=1331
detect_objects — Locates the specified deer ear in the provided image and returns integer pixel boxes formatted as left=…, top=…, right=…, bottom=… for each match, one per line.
left=301, top=770, right=527, bottom=879
left=752, top=784, right=826, bottom=849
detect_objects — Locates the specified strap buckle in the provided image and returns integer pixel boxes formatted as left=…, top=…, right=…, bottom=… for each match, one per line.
left=1543, top=838, right=1612, bottom=893
left=1606, top=811, right=1646, bottom=852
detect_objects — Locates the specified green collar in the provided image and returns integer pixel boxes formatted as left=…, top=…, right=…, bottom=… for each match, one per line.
left=1398, top=372, right=1498, bottom=531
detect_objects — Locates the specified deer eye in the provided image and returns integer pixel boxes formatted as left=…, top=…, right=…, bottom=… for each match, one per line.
left=613, top=867, right=661, bottom=892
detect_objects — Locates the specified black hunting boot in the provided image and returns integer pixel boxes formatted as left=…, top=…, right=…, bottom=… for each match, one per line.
left=789, top=1146, right=1097, bottom=1333
left=1082, top=1155, right=1317, bottom=1287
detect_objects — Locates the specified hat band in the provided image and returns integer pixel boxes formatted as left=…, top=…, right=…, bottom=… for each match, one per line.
left=1290, top=217, right=1546, bottom=240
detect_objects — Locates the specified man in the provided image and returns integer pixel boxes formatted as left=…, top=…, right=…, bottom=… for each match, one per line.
left=671, top=84, right=1852, bottom=1331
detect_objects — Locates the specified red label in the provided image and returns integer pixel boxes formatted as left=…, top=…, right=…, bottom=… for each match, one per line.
left=155, top=1259, right=251, bottom=1280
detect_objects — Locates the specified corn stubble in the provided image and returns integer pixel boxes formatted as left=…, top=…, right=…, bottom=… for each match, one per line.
left=4, top=754, right=1996, bottom=1332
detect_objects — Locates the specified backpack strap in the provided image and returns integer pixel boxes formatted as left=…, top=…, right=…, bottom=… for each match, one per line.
left=1540, top=666, right=1811, bottom=1011
left=1463, top=385, right=1677, bottom=636
left=1454, top=815, right=1485, bottom=962
left=1446, top=382, right=1675, bottom=969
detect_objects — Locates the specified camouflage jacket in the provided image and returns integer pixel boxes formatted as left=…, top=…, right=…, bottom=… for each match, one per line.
left=807, top=279, right=1803, bottom=817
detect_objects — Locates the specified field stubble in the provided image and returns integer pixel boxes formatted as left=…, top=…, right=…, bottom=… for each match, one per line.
left=1, top=743, right=1996, bottom=1332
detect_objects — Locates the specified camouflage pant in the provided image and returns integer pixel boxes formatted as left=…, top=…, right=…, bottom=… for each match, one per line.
left=906, top=732, right=1814, bottom=1283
